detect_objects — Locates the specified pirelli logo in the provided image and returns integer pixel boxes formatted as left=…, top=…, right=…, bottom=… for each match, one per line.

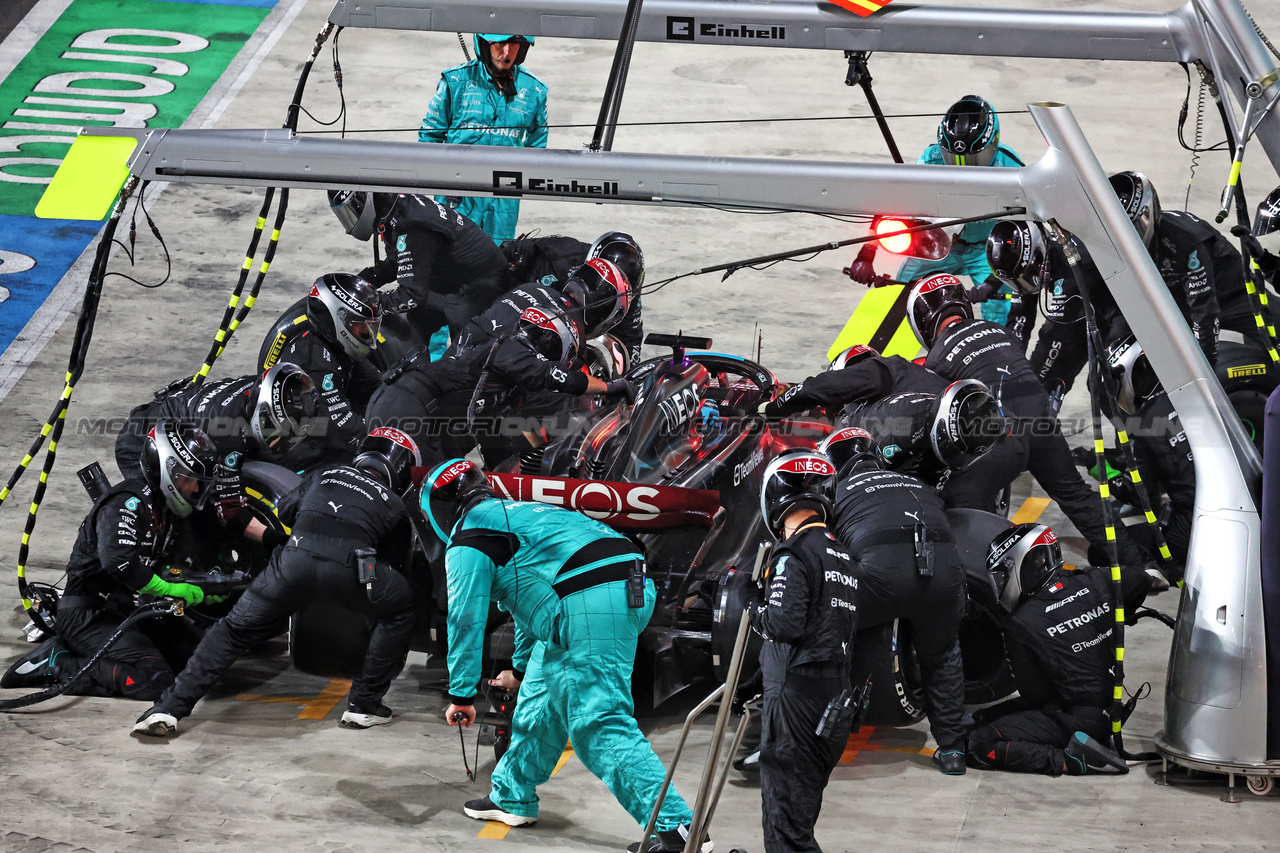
left=1227, top=364, right=1268, bottom=379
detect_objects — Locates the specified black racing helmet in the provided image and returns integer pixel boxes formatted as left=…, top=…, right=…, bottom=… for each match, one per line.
left=1105, top=335, right=1162, bottom=415
left=906, top=273, right=973, bottom=347
left=519, top=305, right=581, bottom=364
left=474, top=34, right=534, bottom=68
left=828, top=344, right=879, bottom=371
left=587, top=231, right=645, bottom=292
left=1256, top=185, right=1280, bottom=238
left=987, top=220, right=1051, bottom=294
left=353, top=427, right=421, bottom=497
left=930, top=379, right=1003, bottom=470
left=561, top=258, right=631, bottom=338
left=251, top=363, right=319, bottom=456
left=328, top=190, right=393, bottom=242
left=819, top=427, right=882, bottom=478
left=937, top=95, right=1000, bottom=167
left=1109, top=171, right=1161, bottom=249
left=307, top=273, right=382, bottom=360
left=140, top=419, right=220, bottom=518
left=987, top=523, right=1064, bottom=612
left=420, top=458, right=498, bottom=559
left=759, top=449, right=838, bottom=540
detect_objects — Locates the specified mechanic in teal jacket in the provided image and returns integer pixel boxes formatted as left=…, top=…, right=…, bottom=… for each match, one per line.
left=847, top=96, right=1026, bottom=326
left=419, top=34, right=549, bottom=243
left=425, top=459, right=706, bottom=851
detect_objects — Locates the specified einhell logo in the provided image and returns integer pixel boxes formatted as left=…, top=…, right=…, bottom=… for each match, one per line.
left=666, top=16, right=786, bottom=42
left=492, top=171, right=619, bottom=197
left=826, top=0, right=898, bottom=18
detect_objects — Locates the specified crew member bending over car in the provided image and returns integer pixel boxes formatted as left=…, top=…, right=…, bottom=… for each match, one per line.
left=967, top=523, right=1151, bottom=776
left=424, top=459, right=709, bottom=853
left=2, top=421, right=219, bottom=699
left=747, top=450, right=858, bottom=853
left=132, top=428, right=421, bottom=737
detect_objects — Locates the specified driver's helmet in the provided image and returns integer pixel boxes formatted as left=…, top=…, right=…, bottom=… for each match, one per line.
left=1109, top=171, right=1161, bottom=249
left=353, top=427, right=421, bottom=497
left=519, top=305, right=581, bottom=364
left=1105, top=335, right=1162, bottom=415
left=561, top=258, right=630, bottom=338
left=987, top=220, right=1051, bottom=294
left=759, top=450, right=838, bottom=540
left=829, top=344, right=879, bottom=371
left=987, top=523, right=1064, bottom=612
left=930, top=380, right=1003, bottom=469
left=140, top=419, right=219, bottom=518
left=251, top=363, right=319, bottom=456
left=938, top=95, right=1000, bottom=166
left=907, top=273, right=973, bottom=347
left=306, top=273, right=382, bottom=360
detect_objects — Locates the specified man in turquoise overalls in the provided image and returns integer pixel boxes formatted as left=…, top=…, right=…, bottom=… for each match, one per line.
left=419, top=35, right=549, bottom=243
left=425, top=459, right=709, bottom=853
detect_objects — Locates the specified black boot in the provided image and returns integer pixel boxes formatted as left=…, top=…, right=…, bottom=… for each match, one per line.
left=1063, top=732, right=1129, bottom=775
left=0, top=637, right=67, bottom=689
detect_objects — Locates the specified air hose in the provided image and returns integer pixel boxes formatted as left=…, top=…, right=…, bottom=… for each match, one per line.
left=0, top=599, right=177, bottom=712
left=1063, top=226, right=1162, bottom=763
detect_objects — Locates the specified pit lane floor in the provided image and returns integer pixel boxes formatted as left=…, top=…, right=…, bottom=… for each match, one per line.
left=2, top=0, right=1279, bottom=849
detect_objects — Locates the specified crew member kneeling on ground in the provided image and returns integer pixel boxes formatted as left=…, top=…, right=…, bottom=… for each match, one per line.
left=746, top=450, right=858, bottom=853
left=425, top=459, right=708, bottom=853
left=966, top=523, right=1152, bottom=775
left=132, top=428, right=421, bottom=737
left=3, top=421, right=219, bottom=699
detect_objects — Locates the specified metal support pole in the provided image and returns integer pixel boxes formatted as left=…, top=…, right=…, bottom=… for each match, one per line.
left=589, top=0, right=644, bottom=151
left=637, top=685, right=724, bottom=850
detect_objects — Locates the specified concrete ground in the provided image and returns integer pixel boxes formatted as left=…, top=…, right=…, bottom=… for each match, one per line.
left=2, top=0, right=1280, bottom=850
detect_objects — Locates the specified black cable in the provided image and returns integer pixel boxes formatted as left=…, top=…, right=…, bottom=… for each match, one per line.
left=294, top=109, right=1034, bottom=136
left=106, top=183, right=172, bottom=289
left=0, top=600, right=175, bottom=711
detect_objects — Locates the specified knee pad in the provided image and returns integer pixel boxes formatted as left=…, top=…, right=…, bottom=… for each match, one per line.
left=966, top=725, right=1000, bottom=769
left=114, top=659, right=175, bottom=701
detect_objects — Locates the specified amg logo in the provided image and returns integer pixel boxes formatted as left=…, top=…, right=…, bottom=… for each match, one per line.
left=492, top=171, right=620, bottom=197
left=665, top=16, right=786, bottom=41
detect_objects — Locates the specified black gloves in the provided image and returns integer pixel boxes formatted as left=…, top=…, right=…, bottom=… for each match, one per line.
left=968, top=275, right=1004, bottom=304
left=603, top=378, right=637, bottom=403
left=732, top=667, right=764, bottom=716
left=843, top=243, right=880, bottom=284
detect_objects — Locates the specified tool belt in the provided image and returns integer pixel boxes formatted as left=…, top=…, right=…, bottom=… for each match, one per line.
left=553, top=538, right=645, bottom=606
left=288, top=515, right=370, bottom=560
left=848, top=525, right=953, bottom=553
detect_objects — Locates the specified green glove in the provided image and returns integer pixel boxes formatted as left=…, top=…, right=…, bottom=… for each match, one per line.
left=139, top=575, right=204, bottom=606
left=204, top=594, right=228, bottom=605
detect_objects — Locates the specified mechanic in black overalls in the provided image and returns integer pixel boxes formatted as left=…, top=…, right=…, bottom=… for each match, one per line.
left=258, top=272, right=384, bottom=441
left=329, top=191, right=511, bottom=340
left=821, top=427, right=970, bottom=776
left=501, top=230, right=647, bottom=364
left=365, top=259, right=636, bottom=466
left=745, top=449, right=857, bottom=852
left=2, top=421, right=219, bottom=698
left=114, top=362, right=321, bottom=549
left=132, top=427, right=421, bottom=738
left=967, top=523, right=1151, bottom=775
left=908, top=273, right=1153, bottom=569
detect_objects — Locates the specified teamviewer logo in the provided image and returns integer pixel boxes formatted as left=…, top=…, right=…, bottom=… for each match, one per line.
left=666, top=16, right=694, bottom=40
left=493, top=171, right=523, bottom=194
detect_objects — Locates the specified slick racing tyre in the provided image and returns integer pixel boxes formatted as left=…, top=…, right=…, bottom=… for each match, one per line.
left=849, top=619, right=927, bottom=727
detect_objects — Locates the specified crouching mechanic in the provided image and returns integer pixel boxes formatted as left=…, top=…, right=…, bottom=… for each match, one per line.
left=132, top=428, right=421, bottom=737
left=425, top=459, right=708, bottom=853
left=746, top=450, right=857, bottom=853
left=821, top=427, right=970, bottom=775
left=967, top=523, right=1152, bottom=775
left=2, top=421, right=218, bottom=698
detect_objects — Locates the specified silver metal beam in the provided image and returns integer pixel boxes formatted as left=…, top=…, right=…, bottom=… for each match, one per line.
left=325, top=0, right=1280, bottom=179
left=85, top=98, right=1269, bottom=764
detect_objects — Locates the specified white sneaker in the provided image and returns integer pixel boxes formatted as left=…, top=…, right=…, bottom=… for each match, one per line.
left=463, top=796, right=537, bottom=827
left=339, top=701, right=393, bottom=729
left=133, top=710, right=178, bottom=738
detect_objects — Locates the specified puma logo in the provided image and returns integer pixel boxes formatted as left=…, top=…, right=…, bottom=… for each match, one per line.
left=328, top=502, right=343, bottom=513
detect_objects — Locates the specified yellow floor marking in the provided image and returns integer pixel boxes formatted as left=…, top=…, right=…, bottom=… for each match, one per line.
left=236, top=677, right=352, bottom=720
left=552, top=747, right=575, bottom=777
left=1010, top=496, right=1051, bottom=524
left=477, top=822, right=511, bottom=840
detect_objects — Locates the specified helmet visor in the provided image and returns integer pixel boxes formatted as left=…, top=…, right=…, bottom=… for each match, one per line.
left=342, top=308, right=381, bottom=349
left=163, top=456, right=216, bottom=516
left=941, top=145, right=997, bottom=167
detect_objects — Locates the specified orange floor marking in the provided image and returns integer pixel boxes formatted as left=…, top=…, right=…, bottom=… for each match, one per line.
left=236, top=677, right=352, bottom=720
left=551, top=747, right=575, bottom=777
left=1010, top=496, right=1051, bottom=524
left=838, top=725, right=877, bottom=764
left=861, top=743, right=937, bottom=757
left=477, top=822, right=511, bottom=840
